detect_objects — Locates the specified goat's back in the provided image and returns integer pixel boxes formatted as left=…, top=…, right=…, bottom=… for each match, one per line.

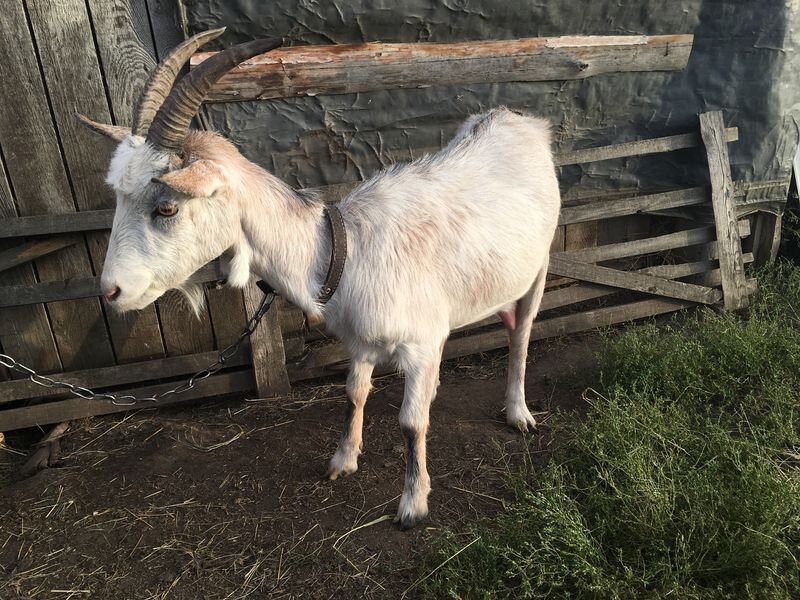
left=335, top=108, right=560, bottom=341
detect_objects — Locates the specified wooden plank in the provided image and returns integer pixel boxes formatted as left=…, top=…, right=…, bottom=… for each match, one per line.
left=0, top=210, right=114, bottom=239
left=86, top=0, right=157, bottom=125
left=155, top=290, right=214, bottom=355
left=129, top=0, right=158, bottom=59
left=0, top=238, right=76, bottom=273
left=539, top=251, right=753, bottom=313
left=643, top=251, right=753, bottom=279
left=206, top=286, right=249, bottom=348
left=548, top=256, right=722, bottom=304
left=194, top=34, right=693, bottom=103
left=558, top=220, right=749, bottom=264
left=750, top=212, right=781, bottom=268
left=281, top=222, right=750, bottom=339
left=0, top=263, right=223, bottom=308
left=563, top=215, right=598, bottom=288
left=0, top=149, right=62, bottom=375
left=0, top=0, right=114, bottom=371
left=0, top=371, right=254, bottom=432
left=559, top=187, right=708, bottom=225
left=0, top=348, right=250, bottom=404
left=243, top=282, right=290, bottom=397
left=556, top=128, right=738, bottom=166
left=145, top=0, right=187, bottom=60
left=699, top=112, right=749, bottom=310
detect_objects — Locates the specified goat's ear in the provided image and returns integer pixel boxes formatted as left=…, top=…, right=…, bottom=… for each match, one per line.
left=75, top=113, right=131, bottom=142
left=152, top=159, right=223, bottom=198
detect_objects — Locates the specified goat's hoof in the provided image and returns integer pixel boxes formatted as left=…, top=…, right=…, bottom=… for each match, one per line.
left=395, top=491, right=429, bottom=530
left=506, top=404, right=537, bottom=433
left=393, top=509, right=428, bottom=531
left=326, top=465, right=358, bottom=481
left=325, top=453, right=359, bottom=481
left=516, top=419, right=538, bottom=433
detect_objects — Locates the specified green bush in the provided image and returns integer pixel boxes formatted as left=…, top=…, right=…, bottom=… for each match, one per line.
left=424, top=264, right=800, bottom=599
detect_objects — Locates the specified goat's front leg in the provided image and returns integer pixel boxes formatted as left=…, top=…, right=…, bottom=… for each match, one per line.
left=327, top=358, right=375, bottom=480
left=396, top=346, right=442, bottom=530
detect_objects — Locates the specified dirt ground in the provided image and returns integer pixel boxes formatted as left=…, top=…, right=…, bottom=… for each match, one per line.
left=0, top=337, right=598, bottom=600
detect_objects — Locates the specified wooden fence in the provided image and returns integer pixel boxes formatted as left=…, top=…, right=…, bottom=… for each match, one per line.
left=0, top=11, right=786, bottom=433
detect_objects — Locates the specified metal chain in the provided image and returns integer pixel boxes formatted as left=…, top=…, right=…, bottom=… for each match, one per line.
left=0, top=287, right=277, bottom=407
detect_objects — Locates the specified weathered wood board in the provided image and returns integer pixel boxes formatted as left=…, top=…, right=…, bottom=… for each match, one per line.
left=194, top=34, right=694, bottom=103
left=700, top=111, right=749, bottom=310
left=0, top=0, right=114, bottom=371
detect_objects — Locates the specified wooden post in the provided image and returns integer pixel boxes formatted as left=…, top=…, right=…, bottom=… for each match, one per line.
left=243, top=282, right=291, bottom=398
left=699, top=111, right=749, bottom=310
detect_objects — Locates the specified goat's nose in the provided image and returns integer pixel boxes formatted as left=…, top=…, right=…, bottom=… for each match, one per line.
left=103, top=286, right=121, bottom=302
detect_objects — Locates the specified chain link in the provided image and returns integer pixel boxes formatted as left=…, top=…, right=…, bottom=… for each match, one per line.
left=0, top=288, right=277, bottom=407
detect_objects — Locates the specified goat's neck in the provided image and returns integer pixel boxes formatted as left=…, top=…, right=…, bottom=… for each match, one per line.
left=232, top=165, right=330, bottom=317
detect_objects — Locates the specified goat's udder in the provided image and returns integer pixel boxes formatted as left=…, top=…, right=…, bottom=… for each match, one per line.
left=498, top=309, right=516, bottom=331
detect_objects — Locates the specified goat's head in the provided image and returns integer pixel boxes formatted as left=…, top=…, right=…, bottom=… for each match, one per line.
left=78, top=29, right=281, bottom=314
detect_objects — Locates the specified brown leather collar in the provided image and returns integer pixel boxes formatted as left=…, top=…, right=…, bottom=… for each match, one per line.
left=317, top=205, right=347, bottom=304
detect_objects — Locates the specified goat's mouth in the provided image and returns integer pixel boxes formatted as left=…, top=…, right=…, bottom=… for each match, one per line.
left=106, top=286, right=166, bottom=313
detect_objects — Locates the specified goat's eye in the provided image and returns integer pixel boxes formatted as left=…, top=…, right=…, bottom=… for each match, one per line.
left=155, top=203, right=178, bottom=218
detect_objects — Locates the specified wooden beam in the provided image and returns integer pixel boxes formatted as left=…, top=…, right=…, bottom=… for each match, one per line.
left=0, top=238, right=76, bottom=273
left=0, top=348, right=250, bottom=404
left=0, top=209, right=113, bottom=239
left=699, top=111, right=749, bottom=310
left=193, top=34, right=693, bottom=103
left=559, top=187, right=709, bottom=225
left=0, top=263, right=224, bottom=308
left=548, top=256, right=723, bottom=304
left=0, top=290, right=697, bottom=429
left=539, top=251, right=753, bottom=312
left=0, top=371, right=254, bottom=432
left=557, top=127, right=737, bottom=166
left=557, top=220, right=750, bottom=264
left=243, top=282, right=290, bottom=397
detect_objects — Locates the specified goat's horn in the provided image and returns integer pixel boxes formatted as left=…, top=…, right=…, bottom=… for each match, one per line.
left=146, top=37, right=283, bottom=153
left=131, top=28, right=226, bottom=136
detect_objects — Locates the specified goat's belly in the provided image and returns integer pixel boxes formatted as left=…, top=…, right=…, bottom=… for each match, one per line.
left=447, top=252, right=546, bottom=330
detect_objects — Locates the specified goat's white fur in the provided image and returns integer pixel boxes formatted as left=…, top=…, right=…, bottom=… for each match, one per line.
left=99, top=107, right=561, bottom=528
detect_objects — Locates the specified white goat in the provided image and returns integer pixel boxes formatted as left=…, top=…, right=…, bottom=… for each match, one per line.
left=79, top=30, right=561, bottom=529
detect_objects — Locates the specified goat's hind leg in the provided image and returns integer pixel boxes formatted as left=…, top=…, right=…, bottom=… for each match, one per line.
left=505, top=263, right=548, bottom=432
left=395, top=343, right=443, bottom=530
left=327, top=358, right=375, bottom=479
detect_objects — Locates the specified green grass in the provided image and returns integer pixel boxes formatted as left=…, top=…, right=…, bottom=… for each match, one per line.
left=423, top=263, right=800, bottom=599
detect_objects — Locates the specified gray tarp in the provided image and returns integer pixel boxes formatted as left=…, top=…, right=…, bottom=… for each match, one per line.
left=188, top=1, right=799, bottom=199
